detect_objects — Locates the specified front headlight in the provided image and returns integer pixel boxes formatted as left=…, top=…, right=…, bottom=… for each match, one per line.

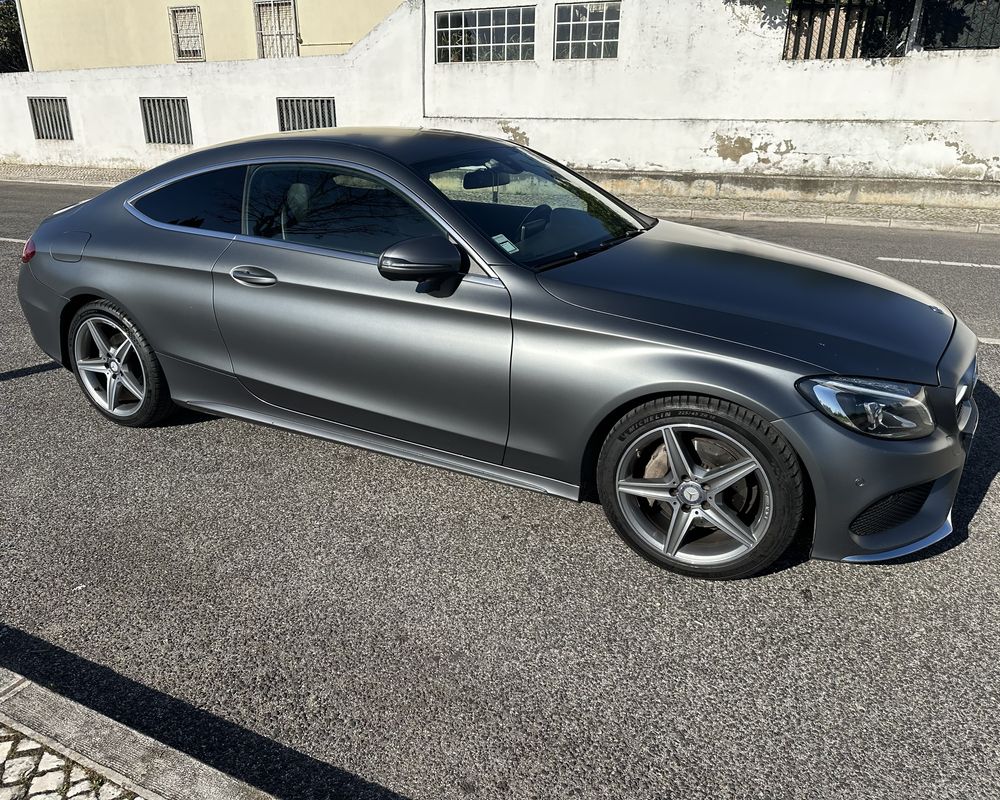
left=797, top=376, right=935, bottom=440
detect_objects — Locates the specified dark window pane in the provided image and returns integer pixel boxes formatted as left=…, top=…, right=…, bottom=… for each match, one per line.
left=493, top=9, right=505, bottom=25
left=522, top=42, right=534, bottom=59
left=523, top=24, right=535, bottom=43
left=463, top=46, right=476, bottom=61
left=572, top=4, right=587, bottom=22
left=589, top=5, right=605, bottom=21
left=571, top=23, right=586, bottom=40
left=449, top=11, right=462, bottom=26
left=587, top=41, right=601, bottom=58
left=555, top=22, right=570, bottom=41
left=606, top=21, right=619, bottom=40
left=506, top=7, right=520, bottom=24
left=523, top=7, right=535, bottom=24
left=478, top=27, right=492, bottom=43
left=437, top=30, right=448, bottom=46
left=570, top=41, right=585, bottom=57
left=478, top=9, right=490, bottom=25
left=556, top=4, right=571, bottom=22
left=246, top=165, right=440, bottom=257
left=606, top=3, right=620, bottom=21
left=507, top=27, right=521, bottom=43
left=555, top=42, right=570, bottom=58
left=435, top=12, right=447, bottom=29
left=603, top=40, right=618, bottom=58
left=463, top=11, right=476, bottom=26
left=134, top=166, right=245, bottom=233
left=588, top=22, right=603, bottom=39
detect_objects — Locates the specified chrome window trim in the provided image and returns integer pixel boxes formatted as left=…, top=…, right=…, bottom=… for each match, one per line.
left=123, top=156, right=504, bottom=282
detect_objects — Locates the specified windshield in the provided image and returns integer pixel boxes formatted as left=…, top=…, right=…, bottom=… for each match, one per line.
left=412, top=146, right=647, bottom=270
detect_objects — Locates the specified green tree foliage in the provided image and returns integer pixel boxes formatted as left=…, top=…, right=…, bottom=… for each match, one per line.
left=0, top=0, right=29, bottom=72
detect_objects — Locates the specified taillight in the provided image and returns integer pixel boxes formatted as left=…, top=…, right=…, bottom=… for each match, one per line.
left=21, top=238, right=36, bottom=264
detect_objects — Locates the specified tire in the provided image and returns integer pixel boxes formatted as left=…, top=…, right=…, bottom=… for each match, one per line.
left=67, top=299, right=175, bottom=427
left=596, top=395, right=805, bottom=580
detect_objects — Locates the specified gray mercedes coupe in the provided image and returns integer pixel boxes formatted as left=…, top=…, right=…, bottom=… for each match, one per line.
left=17, top=128, right=979, bottom=579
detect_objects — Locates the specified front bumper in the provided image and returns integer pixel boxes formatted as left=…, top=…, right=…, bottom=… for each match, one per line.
left=774, top=390, right=978, bottom=564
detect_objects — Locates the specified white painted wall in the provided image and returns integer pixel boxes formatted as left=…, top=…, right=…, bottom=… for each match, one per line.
left=1, top=0, right=999, bottom=184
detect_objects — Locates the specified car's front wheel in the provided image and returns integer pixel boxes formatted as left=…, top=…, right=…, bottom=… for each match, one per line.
left=597, top=395, right=805, bottom=580
left=68, top=300, right=174, bottom=427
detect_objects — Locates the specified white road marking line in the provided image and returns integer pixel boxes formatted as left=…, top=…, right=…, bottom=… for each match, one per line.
left=979, top=337, right=1000, bottom=346
left=0, top=236, right=26, bottom=244
left=877, top=256, right=1000, bottom=269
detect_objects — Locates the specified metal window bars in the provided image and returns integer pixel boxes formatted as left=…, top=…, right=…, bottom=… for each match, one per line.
left=277, top=97, right=337, bottom=131
left=28, top=97, right=73, bottom=140
left=140, top=97, right=193, bottom=145
left=169, top=6, right=205, bottom=61
left=255, top=0, right=298, bottom=58
left=783, top=0, right=916, bottom=60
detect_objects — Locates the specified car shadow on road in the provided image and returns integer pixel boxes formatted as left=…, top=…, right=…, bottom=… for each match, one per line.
left=0, top=362, right=61, bottom=382
left=0, top=626, right=410, bottom=800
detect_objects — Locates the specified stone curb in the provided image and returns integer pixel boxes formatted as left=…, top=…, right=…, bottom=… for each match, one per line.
left=0, top=668, right=271, bottom=800
left=653, top=208, right=1000, bottom=235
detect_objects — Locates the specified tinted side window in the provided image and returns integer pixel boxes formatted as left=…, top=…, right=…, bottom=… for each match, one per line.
left=245, top=164, right=440, bottom=256
left=133, top=166, right=246, bottom=234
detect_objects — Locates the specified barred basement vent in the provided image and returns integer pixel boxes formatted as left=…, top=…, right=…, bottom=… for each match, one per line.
left=28, top=97, right=73, bottom=141
left=277, top=97, right=337, bottom=132
left=140, top=97, right=193, bottom=145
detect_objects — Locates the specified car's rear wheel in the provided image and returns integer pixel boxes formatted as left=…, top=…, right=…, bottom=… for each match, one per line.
left=597, top=395, right=805, bottom=580
left=68, top=300, right=174, bottom=427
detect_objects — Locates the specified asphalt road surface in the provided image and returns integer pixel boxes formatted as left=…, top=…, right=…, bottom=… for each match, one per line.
left=2, top=181, right=998, bottom=800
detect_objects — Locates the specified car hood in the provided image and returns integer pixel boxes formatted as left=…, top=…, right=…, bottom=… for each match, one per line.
left=536, top=221, right=955, bottom=385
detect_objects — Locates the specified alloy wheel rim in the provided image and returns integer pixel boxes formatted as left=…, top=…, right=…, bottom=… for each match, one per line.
left=615, top=423, right=773, bottom=566
left=73, top=317, right=146, bottom=417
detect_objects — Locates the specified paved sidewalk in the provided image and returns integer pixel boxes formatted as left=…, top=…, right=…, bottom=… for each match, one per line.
left=0, top=723, right=147, bottom=800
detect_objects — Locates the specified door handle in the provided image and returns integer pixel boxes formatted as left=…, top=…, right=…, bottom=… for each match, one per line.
left=230, top=266, right=277, bottom=287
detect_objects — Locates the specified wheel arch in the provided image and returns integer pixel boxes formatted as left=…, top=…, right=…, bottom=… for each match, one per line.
left=59, top=289, right=145, bottom=370
left=577, top=381, right=815, bottom=516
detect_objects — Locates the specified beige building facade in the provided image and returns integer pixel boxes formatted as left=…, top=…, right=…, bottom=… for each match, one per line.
left=17, top=0, right=401, bottom=71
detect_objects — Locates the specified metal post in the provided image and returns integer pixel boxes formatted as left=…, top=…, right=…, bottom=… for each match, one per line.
left=13, top=0, right=34, bottom=71
left=905, top=0, right=925, bottom=53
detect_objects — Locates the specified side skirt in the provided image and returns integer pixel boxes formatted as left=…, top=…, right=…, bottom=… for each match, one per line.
left=183, top=398, right=582, bottom=502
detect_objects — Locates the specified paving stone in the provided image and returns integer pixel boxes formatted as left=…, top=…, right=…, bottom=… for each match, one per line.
left=34, top=755, right=63, bottom=775
left=66, top=780, right=92, bottom=798
left=27, top=769, right=63, bottom=794
left=2, top=757, right=36, bottom=784
left=12, top=742, right=38, bottom=755
left=67, top=769, right=86, bottom=785
left=0, top=786, right=27, bottom=800
left=95, top=785, right=122, bottom=800
left=0, top=742, right=12, bottom=762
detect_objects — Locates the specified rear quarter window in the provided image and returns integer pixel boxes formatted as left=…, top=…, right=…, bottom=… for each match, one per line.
left=132, top=166, right=246, bottom=234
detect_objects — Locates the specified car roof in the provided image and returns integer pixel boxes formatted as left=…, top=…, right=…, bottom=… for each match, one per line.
left=217, top=126, right=512, bottom=167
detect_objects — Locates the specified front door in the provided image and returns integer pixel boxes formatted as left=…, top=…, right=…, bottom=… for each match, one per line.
left=212, top=162, right=512, bottom=463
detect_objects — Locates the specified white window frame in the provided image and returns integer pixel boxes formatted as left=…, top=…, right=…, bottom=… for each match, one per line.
left=553, top=1, right=621, bottom=60
left=435, top=6, right=536, bottom=64
left=169, top=6, right=205, bottom=62
left=254, top=0, right=299, bottom=59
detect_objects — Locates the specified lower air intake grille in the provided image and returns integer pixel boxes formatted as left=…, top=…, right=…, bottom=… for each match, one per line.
left=850, top=482, right=934, bottom=537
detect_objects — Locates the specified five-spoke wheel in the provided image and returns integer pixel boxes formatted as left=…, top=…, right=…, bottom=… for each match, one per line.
left=74, top=316, right=146, bottom=417
left=68, top=300, right=174, bottom=427
left=598, top=396, right=804, bottom=579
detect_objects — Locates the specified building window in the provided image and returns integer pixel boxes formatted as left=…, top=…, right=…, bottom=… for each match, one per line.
left=435, top=7, right=536, bottom=63
left=277, top=97, right=337, bottom=131
left=255, top=0, right=298, bottom=58
left=783, top=0, right=916, bottom=60
left=140, top=97, right=193, bottom=145
left=169, top=6, right=205, bottom=61
left=27, top=97, right=73, bottom=141
left=554, top=2, right=620, bottom=59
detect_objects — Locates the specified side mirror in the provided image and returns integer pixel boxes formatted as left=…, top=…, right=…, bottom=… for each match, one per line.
left=378, top=236, right=464, bottom=282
